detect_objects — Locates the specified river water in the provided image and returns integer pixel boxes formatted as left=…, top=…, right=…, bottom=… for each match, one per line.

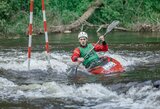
left=0, top=31, right=160, bottom=109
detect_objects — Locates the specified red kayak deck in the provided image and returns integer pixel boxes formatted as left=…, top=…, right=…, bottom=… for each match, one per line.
left=88, top=56, right=124, bottom=75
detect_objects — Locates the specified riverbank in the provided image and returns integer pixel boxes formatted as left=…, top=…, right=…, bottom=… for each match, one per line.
left=1, top=22, right=160, bottom=38
left=1, top=0, right=160, bottom=37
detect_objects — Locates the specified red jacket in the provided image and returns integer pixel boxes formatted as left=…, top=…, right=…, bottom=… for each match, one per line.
left=71, top=43, right=108, bottom=62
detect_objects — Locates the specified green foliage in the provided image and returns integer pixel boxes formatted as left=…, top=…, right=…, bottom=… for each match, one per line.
left=61, top=10, right=78, bottom=24
left=90, top=0, right=160, bottom=26
left=75, top=0, right=92, bottom=15
left=47, top=0, right=91, bottom=24
left=0, top=1, right=11, bottom=33
left=0, top=1, right=11, bottom=20
left=0, top=0, right=160, bottom=35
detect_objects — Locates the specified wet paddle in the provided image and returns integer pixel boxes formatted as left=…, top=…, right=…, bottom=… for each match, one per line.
left=74, top=21, right=120, bottom=76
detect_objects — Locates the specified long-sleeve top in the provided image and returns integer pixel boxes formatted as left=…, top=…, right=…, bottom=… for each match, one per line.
left=71, top=41, right=108, bottom=62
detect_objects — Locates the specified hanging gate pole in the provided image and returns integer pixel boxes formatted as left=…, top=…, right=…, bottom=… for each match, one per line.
left=27, top=0, right=34, bottom=70
left=41, top=0, right=51, bottom=66
left=27, top=0, right=51, bottom=70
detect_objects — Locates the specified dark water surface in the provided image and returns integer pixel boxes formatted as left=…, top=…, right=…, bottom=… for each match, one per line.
left=0, top=31, right=160, bottom=109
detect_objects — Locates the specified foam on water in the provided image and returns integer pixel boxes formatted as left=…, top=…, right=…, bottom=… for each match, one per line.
left=0, top=77, right=17, bottom=87
left=104, top=50, right=160, bottom=71
left=0, top=77, right=18, bottom=100
left=0, top=77, right=160, bottom=109
left=104, top=52, right=145, bottom=72
left=0, top=50, right=156, bottom=72
left=0, top=51, right=69, bottom=72
left=0, top=49, right=160, bottom=108
left=0, top=78, right=120, bottom=102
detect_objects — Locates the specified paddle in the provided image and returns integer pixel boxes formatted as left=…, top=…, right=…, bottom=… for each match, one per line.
left=74, top=21, right=120, bottom=76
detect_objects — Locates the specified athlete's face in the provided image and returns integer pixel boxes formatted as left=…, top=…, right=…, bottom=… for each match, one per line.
left=79, top=37, right=88, bottom=46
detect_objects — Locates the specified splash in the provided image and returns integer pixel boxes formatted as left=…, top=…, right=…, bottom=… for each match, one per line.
left=0, top=77, right=160, bottom=109
left=0, top=51, right=69, bottom=72
left=0, top=49, right=160, bottom=72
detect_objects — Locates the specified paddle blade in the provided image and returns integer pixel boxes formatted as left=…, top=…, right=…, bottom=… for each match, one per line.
left=106, top=21, right=119, bottom=33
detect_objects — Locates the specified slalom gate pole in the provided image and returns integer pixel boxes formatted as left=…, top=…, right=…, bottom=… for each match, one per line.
left=41, top=0, right=51, bottom=67
left=27, top=0, right=34, bottom=70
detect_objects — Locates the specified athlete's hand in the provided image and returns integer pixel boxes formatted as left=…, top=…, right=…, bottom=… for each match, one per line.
left=77, top=57, right=84, bottom=63
left=99, top=35, right=105, bottom=41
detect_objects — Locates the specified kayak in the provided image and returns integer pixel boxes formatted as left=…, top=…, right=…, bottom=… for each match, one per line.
left=88, top=56, right=124, bottom=75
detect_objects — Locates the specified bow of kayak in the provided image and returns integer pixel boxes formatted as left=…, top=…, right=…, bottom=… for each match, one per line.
left=88, top=56, right=124, bottom=75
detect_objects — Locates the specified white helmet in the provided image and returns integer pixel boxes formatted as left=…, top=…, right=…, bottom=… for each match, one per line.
left=78, top=31, right=88, bottom=39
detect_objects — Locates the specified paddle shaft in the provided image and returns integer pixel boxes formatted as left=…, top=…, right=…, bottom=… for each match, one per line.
left=75, top=31, right=108, bottom=72
left=82, top=21, right=119, bottom=60
left=74, top=21, right=119, bottom=75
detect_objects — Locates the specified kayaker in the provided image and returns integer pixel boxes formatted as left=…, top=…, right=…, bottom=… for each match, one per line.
left=71, top=31, right=108, bottom=69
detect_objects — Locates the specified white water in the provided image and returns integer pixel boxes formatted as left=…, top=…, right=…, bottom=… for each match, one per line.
left=0, top=50, right=69, bottom=73
left=0, top=50, right=160, bottom=108
left=0, top=77, right=160, bottom=109
left=0, top=49, right=153, bottom=71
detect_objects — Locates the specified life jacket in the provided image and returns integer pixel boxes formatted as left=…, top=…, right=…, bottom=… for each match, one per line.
left=79, top=43, right=99, bottom=68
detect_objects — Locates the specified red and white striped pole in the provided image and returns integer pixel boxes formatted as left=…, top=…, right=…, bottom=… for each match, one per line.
left=41, top=0, right=51, bottom=66
left=27, top=0, right=34, bottom=70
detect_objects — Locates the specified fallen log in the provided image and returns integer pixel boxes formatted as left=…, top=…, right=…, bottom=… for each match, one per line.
left=30, top=0, right=129, bottom=35
left=49, top=0, right=103, bottom=33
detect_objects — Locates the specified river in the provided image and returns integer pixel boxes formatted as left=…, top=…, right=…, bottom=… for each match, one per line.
left=0, top=31, right=160, bottom=109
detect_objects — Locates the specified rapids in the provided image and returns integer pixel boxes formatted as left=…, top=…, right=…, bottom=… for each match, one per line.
left=0, top=31, right=160, bottom=108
